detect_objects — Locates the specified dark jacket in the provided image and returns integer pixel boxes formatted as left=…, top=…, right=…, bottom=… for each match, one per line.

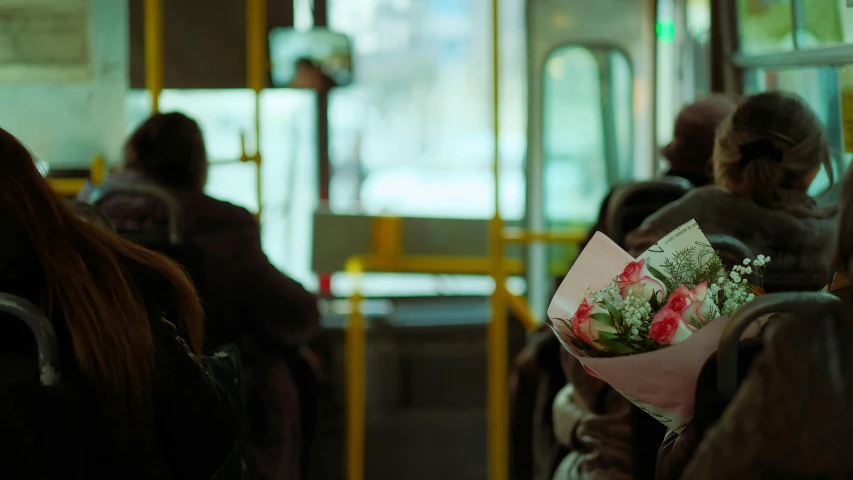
left=579, top=171, right=706, bottom=251
left=86, top=172, right=320, bottom=347
left=654, top=340, right=764, bottom=480
left=84, top=172, right=318, bottom=480
left=680, top=302, right=853, bottom=479
left=656, top=278, right=851, bottom=480
left=625, top=186, right=837, bottom=273
left=552, top=352, right=633, bottom=480
left=510, top=325, right=568, bottom=480
left=0, top=247, right=237, bottom=479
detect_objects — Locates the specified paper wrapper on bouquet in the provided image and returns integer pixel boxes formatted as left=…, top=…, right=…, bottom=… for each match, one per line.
left=548, top=220, right=762, bottom=433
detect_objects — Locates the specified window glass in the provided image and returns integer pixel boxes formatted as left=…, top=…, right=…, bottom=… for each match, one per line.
left=743, top=66, right=848, bottom=201
left=737, top=0, right=795, bottom=54
left=657, top=0, right=678, bottom=151
left=685, top=0, right=712, bottom=98
left=323, top=0, right=528, bottom=298
left=801, top=0, right=846, bottom=46
left=327, top=0, right=526, bottom=221
left=612, top=51, right=634, bottom=180
left=542, top=46, right=608, bottom=224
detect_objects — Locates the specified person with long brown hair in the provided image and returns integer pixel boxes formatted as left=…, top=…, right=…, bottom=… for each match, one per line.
left=85, top=112, right=320, bottom=480
left=0, top=128, right=236, bottom=477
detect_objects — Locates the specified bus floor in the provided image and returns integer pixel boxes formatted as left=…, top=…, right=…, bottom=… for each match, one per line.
left=307, top=300, right=527, bottom=480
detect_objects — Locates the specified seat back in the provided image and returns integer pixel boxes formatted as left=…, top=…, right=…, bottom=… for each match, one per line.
left=0, top=294, right=60, bottom=387
left=761, top=271, right=828, bottom=294
left=89, top=184, right=247, bottom=479
left=706, top=235, right=759, bottom=284
left=605, top=178, right=693, bottom=247
left=717, top=292, right=843, bottom=401
left=90, top=182, right=184, bottom=246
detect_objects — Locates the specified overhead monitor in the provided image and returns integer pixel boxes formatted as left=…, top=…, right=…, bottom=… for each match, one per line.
left=269, top=28, right=353, bottom=90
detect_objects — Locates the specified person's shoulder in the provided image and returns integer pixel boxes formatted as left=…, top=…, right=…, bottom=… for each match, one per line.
left=683, top=185, right=729, bottom=200
left=195, top=195, right=258, bottom=229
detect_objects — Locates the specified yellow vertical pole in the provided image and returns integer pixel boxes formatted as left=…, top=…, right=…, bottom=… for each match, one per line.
left=246, top=0, right=265, bottom=219
left=89, top=155, right=106, bottom=185
left=345, top=259, right=366, bottom=480
left=487, top=0, right=508, bottom=479
left=144, top=0, right=163, bottom=114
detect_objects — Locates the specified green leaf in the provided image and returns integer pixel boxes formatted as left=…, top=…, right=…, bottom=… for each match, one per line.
left=598, top=331, right=620, bottom=341
left=646, top=264, right=668, bottom=282
left=603, top=301, right=624, bottom=327
left=649, top=292, right=662, bottom=311
left=590, top=313, right=615, bottom=326
left=597, top=336, right=636, bottom=354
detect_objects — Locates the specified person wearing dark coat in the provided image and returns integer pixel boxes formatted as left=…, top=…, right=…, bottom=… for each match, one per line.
left=510, top=97, right=738, bottom=480
left=649, top=91, right=840, bottom=480
left=0, top=127, right=236, bottom=479
left=671, top=149, right=853, bottom=480
left=80, top=112, right=320, bottom=480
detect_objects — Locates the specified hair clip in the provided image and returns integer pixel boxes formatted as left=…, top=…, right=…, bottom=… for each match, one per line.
left=739, top=139, right=783, bottom=166
left=732, top=123, right=797, bottom=146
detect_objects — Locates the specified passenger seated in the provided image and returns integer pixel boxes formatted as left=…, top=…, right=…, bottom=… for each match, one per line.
left=676, top=165, right=853, bottom=478
left=0, top=128, right=236, bottom=477
left=581, top=95, right=737, bottom=249
left=678, top=300, right=853, bottom=478
left=82, top=112, right=320, bottom=480
left=512, top=97, right=736, bottom=480
left=626, top=92, right=837, bottom=277
left=655, top=160, right=853, bottom=480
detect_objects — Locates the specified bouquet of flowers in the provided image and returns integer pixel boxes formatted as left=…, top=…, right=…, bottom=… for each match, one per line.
left=549, top=219, right=769, bottom=432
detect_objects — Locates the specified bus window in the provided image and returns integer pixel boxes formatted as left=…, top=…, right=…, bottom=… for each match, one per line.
left=542, top=46, right=608, bottom=225
left=736, top=0, right=795, bottom=54
left=801, top=0, right=847, bottom=46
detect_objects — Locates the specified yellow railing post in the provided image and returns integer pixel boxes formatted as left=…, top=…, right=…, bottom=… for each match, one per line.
left=487, top=0, right=509, bottom=478
left=370, top=215, right=403, bottom=260
left=144, top=0, right=163, bottom=114
left=89, top=155, right=106, bottom=186
left=246, top=0, right=265, bottom=221
left=344, top=257, right=367, bottom=480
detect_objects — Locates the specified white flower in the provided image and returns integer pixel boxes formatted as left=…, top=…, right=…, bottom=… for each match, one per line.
left=743, top=258, right=751, bottom=265
left=621, top=292, right=652, bottom=329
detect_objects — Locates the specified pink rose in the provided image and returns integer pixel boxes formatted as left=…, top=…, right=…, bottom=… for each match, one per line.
left=615, top=259, right=667, bottom=303
left=648, top=307, right=696, bottom=345
left=665, top=282, right=718, bottom=326
left=571, top=298, right=617, bottom=351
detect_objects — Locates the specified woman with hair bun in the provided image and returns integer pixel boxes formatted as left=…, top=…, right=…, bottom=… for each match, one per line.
left=626, top=91, right=837, bottom=275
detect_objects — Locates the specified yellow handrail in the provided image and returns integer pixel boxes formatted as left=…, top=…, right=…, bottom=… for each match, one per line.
left=486, top=0, right=509, bottom=475
left=344, top=258, right=366, bottom=480
left=503, top=228, right=587, bottom=244
left=342, top=221, right=584, bottom=480
left=49, top=178, right=88, bottom=197
left=46, top=156, right=107, bottom=196
left=144, top=0, right=163, bottom=114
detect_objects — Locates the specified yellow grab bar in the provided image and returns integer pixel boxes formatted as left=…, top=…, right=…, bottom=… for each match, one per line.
left=345, top=259, right=366, bottom=480
left=144, top=0, right=163, bottom=114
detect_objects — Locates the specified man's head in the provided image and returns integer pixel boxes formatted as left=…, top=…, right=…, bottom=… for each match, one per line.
left=662, top=95, right=739, bottom=182
left=125, top=112, right=207, bottom=191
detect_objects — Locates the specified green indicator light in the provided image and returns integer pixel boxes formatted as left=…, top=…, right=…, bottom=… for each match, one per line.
left=656, top=19, right=676, bottom=43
